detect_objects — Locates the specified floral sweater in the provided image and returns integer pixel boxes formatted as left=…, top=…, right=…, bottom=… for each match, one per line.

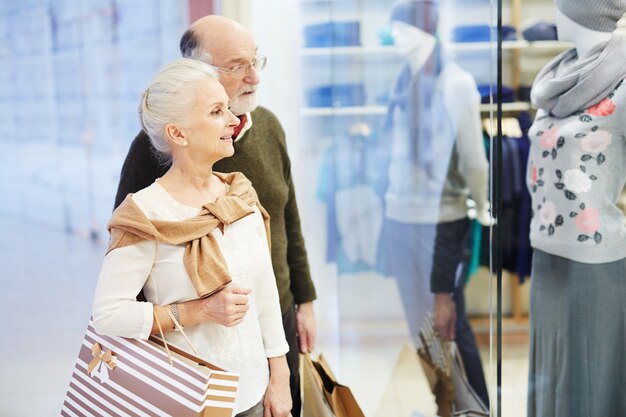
left=527, top=78, right=626, bottom=264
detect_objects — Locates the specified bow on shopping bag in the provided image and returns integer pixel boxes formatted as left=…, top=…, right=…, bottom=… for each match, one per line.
left=87, top=342, right=117, bottom=383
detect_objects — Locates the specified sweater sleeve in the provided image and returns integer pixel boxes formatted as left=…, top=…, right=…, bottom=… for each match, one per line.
left=455, top=91, right=489, bottom=212
left=280, top=136, right=317, bottom=305
left=92, top=240, right=157, bottom=340
left=430, top=219, right=470, bottom=293
left=114, top=131, right=170, bottom=210
left=252, top=210, right=290, bottom=358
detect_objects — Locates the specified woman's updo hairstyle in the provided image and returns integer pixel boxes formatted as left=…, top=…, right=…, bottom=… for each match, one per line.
left=138, top=58, right=218, bottom=161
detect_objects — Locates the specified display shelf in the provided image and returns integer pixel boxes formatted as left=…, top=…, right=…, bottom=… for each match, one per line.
left=301, top=40, right=571, bottom=56
left=446, top=39, right=571, bottom=52
left=301, top=105, right=387, bottom=116
left=302, top=102, right=532, bottom=116
left=300, top=45, right=399, bottom=56
left=446, top=40, right=525, bottom=52
left=479, top=101, right=531, bottom=113
left=525, top=40, right=572, bottom=49
left=300, top=0, right=389, bottom=3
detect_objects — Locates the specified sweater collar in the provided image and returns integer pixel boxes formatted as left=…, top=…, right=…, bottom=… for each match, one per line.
left=234, top=111, right=253, bottom=142
left=531, top=35, right=626, bottom=117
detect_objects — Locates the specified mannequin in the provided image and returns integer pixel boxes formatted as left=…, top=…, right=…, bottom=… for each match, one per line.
left=526, top=1, right=626, bottom=416
left=380, top=0, right=490, bottom=409
left=391, top=20, right=436, bottom=71
left=554, top=10, right=611, bottom=56
left=390, top=18, right=491, bottom=225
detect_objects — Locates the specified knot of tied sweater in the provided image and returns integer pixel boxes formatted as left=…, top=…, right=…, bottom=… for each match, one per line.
left=107, top=172, right=271, bottom=298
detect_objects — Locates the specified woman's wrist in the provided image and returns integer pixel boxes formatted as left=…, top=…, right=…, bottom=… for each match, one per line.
left=170, top=303, right=182, bottom=325
left=268, top=356, right=290, bottom=382
left=176, top=300, right=200, bottom=328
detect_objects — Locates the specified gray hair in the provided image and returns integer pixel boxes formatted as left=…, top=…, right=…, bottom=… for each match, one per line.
left=138, top=58, right=218, bottom=161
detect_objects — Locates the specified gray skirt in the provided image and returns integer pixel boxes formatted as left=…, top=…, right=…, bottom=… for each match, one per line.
left=527, top=249, right=626, bottom=417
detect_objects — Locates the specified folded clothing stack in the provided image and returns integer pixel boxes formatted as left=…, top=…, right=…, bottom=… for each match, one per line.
left=477, top=84, right=516, bottom=104
left=452, top=24, right=517, bottom=42
left=522, top=21, right=558, bottom=41
left=306, top=84, right=366, bottom=107
left=303, top=21, right=361, bottom=47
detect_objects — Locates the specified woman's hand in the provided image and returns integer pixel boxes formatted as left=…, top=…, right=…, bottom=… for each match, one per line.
left=170, top=286, right=251, bottom=331
left=200, top=286, right=251, bottom=327
left=264, top=356, right=291, bottom=417
left=433, top=292, right=457, bottom=341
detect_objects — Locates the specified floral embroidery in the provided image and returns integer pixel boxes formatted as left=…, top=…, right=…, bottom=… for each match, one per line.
left=563, top=169, right=592, bottom=193
left=536, top=124, right=564, bottom=160
left=586, top=97, right=616, bottom=117
left=579, top=128, right=611, bottom=165
left=554, top=168, right=596, bottom=200
left=538, top=201, right=557, bottom=224
left=531, top=166, right=545, bottom=193
left=540, top=126, right=560, bottom=149
left=569, top=203, right=602, bottom=243
left=536, top=199, right=563, bottom=236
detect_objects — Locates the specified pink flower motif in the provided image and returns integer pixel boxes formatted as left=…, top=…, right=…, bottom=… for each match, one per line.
left=587, top=98, right=615, bottom=117
left=540, top=126, right=560, bottom=149
left=538, top=201, right=557, bottom=225
left=581, top=130, right=612, bottom=153
left=531, top=165, right=537, bottom=185
left=575, top=208, right=600, bottom=233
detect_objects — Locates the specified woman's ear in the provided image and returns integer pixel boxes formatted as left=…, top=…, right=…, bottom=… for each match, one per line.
left=165, top=123, right=189, bottom=147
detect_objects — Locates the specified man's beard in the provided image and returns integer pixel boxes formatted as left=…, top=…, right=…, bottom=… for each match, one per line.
left=229, top=86, right=258, bottom=115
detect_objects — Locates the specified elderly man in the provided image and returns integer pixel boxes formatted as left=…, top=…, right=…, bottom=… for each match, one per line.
left=114, top=15, right=317, bottom=417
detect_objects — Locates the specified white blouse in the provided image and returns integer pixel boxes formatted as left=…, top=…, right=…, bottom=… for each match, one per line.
left=92, top=182, right=289, bottom=413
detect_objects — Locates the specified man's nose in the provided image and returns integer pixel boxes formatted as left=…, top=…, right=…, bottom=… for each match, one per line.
left=243, top=65, right=260, bottom=84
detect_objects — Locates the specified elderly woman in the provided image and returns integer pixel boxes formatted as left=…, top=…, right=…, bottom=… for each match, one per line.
left=92, top=58, right=291, bottom=417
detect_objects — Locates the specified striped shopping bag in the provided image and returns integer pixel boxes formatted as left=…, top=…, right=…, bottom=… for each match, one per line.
left=61, top=314, right=239, bottom=417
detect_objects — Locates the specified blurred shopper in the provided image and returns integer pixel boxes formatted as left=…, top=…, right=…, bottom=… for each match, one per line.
left=114, top=16, right=317, bottom=417
left=381, top=0, right=490, bottom=407
left=94, top=58, right=291, bottom=417
left=526, top=0, right=626, bottom=416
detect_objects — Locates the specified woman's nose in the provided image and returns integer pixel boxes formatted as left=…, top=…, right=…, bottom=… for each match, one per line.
left=227, top=109, right=240, bottom=126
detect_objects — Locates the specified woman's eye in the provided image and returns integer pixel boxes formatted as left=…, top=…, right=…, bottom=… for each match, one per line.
left=211, top=109, right=223, bottom=116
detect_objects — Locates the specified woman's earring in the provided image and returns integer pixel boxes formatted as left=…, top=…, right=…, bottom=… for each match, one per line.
left=182, top=140, right=188, bottom=147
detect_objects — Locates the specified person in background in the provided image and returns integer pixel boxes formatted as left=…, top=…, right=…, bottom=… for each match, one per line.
left=94, top=58, right=290, bottom=417
left=526, top=0, right=626, bottom=416
left=113, top=15, right=317, bottom=417
left=381, top=0, right=490, bottom=408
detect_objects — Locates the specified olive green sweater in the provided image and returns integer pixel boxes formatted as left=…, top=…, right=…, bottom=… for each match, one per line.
left=114, top=106, right=317, bottom=313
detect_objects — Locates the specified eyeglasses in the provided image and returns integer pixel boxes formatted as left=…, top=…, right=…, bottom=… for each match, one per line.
left=211, top=55, right=267, bottom=77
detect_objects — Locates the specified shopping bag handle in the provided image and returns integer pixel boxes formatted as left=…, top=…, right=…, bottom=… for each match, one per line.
left=152, top=309, right=200, bottom=366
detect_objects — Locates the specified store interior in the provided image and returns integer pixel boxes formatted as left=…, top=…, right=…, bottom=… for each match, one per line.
left=1, top=1, right=625, bottom=417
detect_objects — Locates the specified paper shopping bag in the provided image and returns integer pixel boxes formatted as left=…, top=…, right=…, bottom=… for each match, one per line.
left=417, top=314, right=489, bottom=417
left=302, top=353, right=335, bottom=417
left=302, top=353, right=365, bottom=417
left=449, top=344, right=489, bottom=417
left=61, top=319, right=239, bottom=417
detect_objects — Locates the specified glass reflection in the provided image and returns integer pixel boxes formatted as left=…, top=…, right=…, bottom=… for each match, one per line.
left=380, top=0, right=490, bottom=414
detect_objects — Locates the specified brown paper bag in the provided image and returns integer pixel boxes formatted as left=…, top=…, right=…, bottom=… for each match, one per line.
left=302, top=353, right=365, bottom=417
left=302, top=353, right=335, bottom=417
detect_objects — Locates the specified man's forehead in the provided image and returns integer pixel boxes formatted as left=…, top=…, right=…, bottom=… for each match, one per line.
left=210, top=44, right=258, bottom=66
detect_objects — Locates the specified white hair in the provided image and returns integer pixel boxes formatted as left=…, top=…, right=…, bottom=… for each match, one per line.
left=138, top=58, right=218, bottom=161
